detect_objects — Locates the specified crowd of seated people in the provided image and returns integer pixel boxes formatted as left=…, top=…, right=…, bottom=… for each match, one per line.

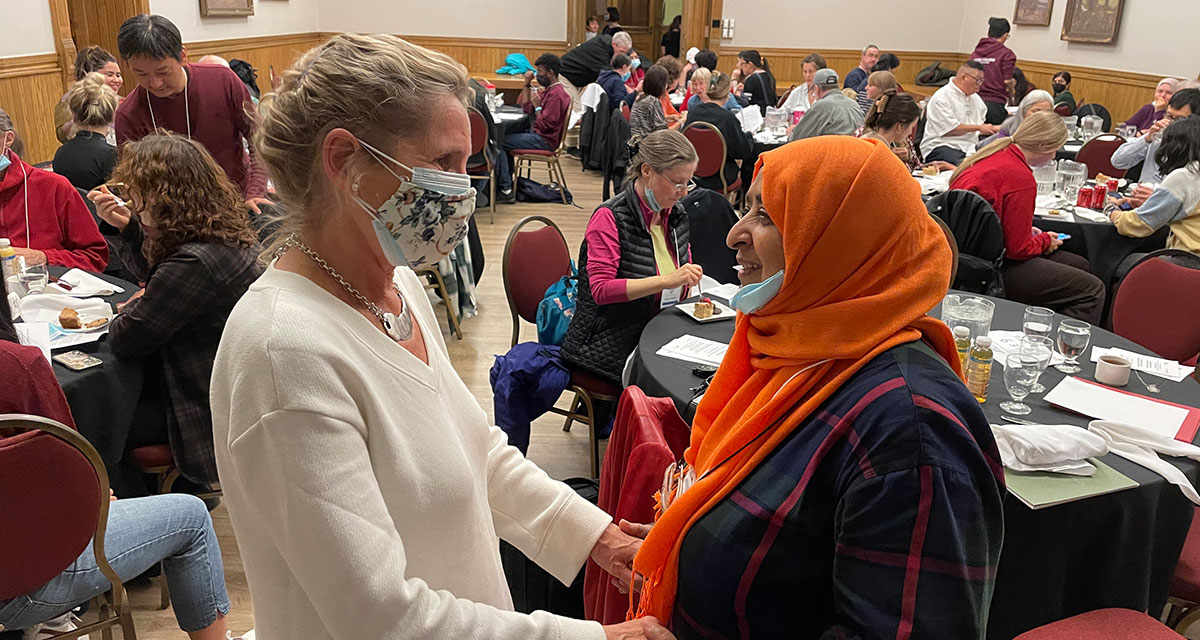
left=4, top=8, right=1200, bottom=640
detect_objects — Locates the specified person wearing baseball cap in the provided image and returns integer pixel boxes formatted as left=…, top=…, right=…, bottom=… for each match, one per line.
left=788, top=68, right=865, bottom=142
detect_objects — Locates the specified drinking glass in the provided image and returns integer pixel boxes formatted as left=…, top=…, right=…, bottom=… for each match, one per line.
left=1020, top=335, right=1055, bottom=394
left=1056, top=160, right=1087, bottom=196
left=1022, top=306, right=1054, bottom=338
left=1001, top=354, right=1040, bottom=415
left=1055, top=319, right=1091, bottom=374
left=1119, top=125, right=1139, bottom=140
left=1033, top=163, right=1057, bottom=197
left=18, top=262, right=47, bottom=295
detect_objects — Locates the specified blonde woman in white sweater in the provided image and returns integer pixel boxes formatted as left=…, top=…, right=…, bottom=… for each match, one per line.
left=210, top=34, right=672, bottom=640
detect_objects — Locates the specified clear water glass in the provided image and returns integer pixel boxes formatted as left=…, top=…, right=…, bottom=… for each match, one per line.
left=1022, top=306, right=1054, bottom=338
left=1001, top=354, right=1040, bottom=415
left=1055, top=319, right=1091, bottom=374
left=1020, top=335, right=1055, bottom=394
left=1119, top=125, right=1139, bottom=140
left=18, top=262, right=47, bottom=295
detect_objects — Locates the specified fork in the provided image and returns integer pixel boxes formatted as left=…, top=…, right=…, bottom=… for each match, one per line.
left=1133, top=369, right=1161, bottom=394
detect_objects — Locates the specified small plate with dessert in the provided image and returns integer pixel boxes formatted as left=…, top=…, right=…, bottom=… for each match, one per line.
left=56, top=307, right=113, bottom=333
left=676, top=297, right=735, bottom=323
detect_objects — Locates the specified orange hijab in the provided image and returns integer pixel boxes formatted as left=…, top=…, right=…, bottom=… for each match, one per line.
left=631, top=136, right=961, bottom=621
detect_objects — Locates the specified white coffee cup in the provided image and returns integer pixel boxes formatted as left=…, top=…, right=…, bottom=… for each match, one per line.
left=1096, top=355, right=1131, bottom=387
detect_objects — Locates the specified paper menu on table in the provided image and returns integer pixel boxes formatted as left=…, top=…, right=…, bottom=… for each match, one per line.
left=15, top=322, right=51, bottom=362
left=656, top=335, right=729, bottom=367
left=1043, top=376, right=1200, bottom=442
left=988, top=330, right=1065, bottom=367
left=1091, top=346, right=1195, bottom=383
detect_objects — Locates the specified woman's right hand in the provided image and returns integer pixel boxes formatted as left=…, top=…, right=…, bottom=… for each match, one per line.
left=661, top=264, right=703, bottom=291
left=603, top=617, right=676, bottom=639
left=1046, top=233, right=1064, bottom=253
left=88, top=185, right=131, bottom=232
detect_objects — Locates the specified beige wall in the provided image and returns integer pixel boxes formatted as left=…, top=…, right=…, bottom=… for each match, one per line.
left=959, top=0, right=1199, bottom=79
left=0, top=1, right=56, bottom=58
left=149, top=0, right=322, bottom=41
left=720, top=0, right=966, bottom=51
left=318, top=0, right=568, bottom=41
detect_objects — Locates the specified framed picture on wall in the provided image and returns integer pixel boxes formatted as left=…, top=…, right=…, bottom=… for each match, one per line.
left=1061, top=0, right=1124, bottom=44
left=200, top=0, right=254, bottom=17
left=1013, top=0, right=1053, bottom=26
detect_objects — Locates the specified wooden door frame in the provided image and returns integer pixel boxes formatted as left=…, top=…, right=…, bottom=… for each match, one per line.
left=48, top=0, right=77, bottom=91
left=567, top=0, right=719, bottom=53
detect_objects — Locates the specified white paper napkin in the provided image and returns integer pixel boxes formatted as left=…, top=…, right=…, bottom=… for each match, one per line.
left=991, top=423, right=1107, bottom=476
left=46, top=268, right=125, bottom=297
left=1089, top=420, right=1200, bottom=504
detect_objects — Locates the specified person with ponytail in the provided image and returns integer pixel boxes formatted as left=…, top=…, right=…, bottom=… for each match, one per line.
left=628, top=136, right=1004, bottom=638
left=861, top=90, right=955, bottom=172
left=951, top=110, right=1106, bottom=323
left=735, top=50, right=776, bottom=115
left=52, top=73, right=119, bottom=190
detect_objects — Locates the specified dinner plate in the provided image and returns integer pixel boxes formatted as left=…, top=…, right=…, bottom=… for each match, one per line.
left=55, top=314, right=111, bottom=333
left=676, top=300, right=735, bottom=323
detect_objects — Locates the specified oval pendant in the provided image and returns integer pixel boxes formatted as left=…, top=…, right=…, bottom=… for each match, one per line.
left=382, top=311, right=413, bottom=342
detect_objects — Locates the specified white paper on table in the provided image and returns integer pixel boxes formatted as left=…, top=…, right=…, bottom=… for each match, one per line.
left=1035, top=207, right=1076, bottom=223
left=45, top=268, right=125, bottom=296
left=988, top=330, right=1065, bottom=367
left=494, top=110, right=526, bottom=123
left=737, top=107, right=763, bottom=133
left=656, top=334, right=729, bottom=367
left=15, top=322, right=51, bottom=362
left=1072, top=207, right=1111, bottom=223
left=1043, top=376, right=1200, bottom=441
left=1091, top=346, right=1195, bottom=383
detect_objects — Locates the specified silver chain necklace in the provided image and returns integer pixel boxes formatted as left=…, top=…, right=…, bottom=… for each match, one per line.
left=277, top=234, right=414, bottom=341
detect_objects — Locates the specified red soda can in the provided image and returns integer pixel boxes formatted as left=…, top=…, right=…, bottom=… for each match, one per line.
left=1106, top=178, right=1119, bottom=193
left=1075, top=187, right=1091, bottom=207
left=1090, top=184, right=1107, bottom=209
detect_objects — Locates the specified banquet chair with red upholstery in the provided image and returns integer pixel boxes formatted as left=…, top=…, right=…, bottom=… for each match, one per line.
left=1075, top=134, right=1129, bottom=179
left=1167, top=507, right=1200, bottom=632
left=682, top=121, right=740, bottom=201
left=512, top=122, right=571, bottom=205
left=466, top=106, right=496, bottom=223
left=1013, top=608, right=1181, bottom=639
left=501, top=216, right=620, bottom=476
left=1111, top=249, right=1200, bottom=364
left=0, top=414, right=137, bottom=639
left=583, top=386, right=689, bottom=624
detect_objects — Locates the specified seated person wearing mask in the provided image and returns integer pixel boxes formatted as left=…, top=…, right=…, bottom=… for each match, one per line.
left=1111, top=88, right=1200, bottom=184
left=921, top=61, right=999, bottom=166
left=788, top=69, right=864, bottom=142
left=0, top=109, right=108, bottom=271
left=598, top=54, right=638, bottom=112
left=494, top=53, right=571, bottom=204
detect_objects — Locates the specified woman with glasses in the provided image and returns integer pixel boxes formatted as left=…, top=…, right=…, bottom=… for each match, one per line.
left=562, top=129, right=702, bottom=388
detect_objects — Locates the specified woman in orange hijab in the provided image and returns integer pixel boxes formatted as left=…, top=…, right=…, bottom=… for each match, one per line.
left=629, top=136, right=1005, bottom=639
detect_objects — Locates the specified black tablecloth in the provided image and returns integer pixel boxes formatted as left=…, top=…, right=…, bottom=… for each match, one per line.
left=45, top=266, right=143, bottom=469
left=1036, top=216, right=1169, bottom=286
left=629, top=292, right=1200, bottom=639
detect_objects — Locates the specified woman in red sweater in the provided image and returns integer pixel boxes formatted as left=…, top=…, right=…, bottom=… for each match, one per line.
left=0, top=109, right=108, bottom=271
left=949, top=110, right=1105, bottom=324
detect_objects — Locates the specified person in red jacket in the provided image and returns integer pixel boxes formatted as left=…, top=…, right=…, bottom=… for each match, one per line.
left=970, top=17, right=1017, bottom=125
left=950, top=110, right=1105, bottom=324
left=0, top=109, right=108, bottom=271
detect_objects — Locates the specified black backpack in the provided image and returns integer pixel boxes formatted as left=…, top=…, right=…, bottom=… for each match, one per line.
left=926, top=189, right=1006, bottom=296
left=515, top=176, right=574, bottom=204
left=229, top=59, right=261, bottom=101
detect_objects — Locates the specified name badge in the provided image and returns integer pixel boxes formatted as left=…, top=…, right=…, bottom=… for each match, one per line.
left=661, top=286, right=683, bottom=309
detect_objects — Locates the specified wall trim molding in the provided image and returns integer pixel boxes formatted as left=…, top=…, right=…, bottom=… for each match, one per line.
left=184, top=31, right=328, bottom=55
left=394, top=35, right=568, bottom=51
left=0, top=53, right=61, bottom=80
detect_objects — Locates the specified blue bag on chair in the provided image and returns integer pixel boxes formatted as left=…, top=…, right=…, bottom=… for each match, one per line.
left=536, top=262, right=577, bottom=346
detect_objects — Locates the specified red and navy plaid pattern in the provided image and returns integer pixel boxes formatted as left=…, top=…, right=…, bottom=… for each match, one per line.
left=672, top=341, right=1005, bottom=639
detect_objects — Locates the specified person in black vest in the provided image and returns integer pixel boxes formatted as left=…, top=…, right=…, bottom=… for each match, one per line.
left=563, top=129, right=702, bottom=387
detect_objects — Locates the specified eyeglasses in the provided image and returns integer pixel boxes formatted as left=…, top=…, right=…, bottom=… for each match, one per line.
left=657, top=171, right=692, bottom=193
left=965, top=73, right=985, bottom=84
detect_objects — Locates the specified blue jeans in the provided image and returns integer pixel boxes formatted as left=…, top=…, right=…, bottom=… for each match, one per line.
left=0, top=495, right=230, bottom=633
left=496, top=132, right=553, bottom=191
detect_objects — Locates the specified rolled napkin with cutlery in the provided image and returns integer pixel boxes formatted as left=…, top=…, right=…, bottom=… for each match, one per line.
left=991, top=423, right=1109, bottom=476
left=46, top=268, right=125, bottom=297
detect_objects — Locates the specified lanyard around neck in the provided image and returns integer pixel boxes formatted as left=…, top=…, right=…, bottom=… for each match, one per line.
left=145, top=66, right=192, bottom=139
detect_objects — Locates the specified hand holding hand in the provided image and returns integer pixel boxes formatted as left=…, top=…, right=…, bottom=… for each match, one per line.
left=89, top=185, right=131, bottom=231
left=603, top=617, right=676, bottom=640
left=662, top=264, right=703, bottom=291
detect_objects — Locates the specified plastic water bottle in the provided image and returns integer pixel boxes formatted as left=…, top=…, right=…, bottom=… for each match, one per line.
left=485, top=82, right=497, bottom=112
left=953, top=326, right=971, bottom=371
left=966, top=336, right=994, bottom=403
left=0, top=238, right=16, bottom=282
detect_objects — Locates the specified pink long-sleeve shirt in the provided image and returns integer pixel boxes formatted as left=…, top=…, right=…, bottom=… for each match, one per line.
left=583, top=189, right=690, bottom=305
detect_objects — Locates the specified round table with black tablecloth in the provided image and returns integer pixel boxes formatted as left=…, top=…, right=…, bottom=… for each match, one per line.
left=1035, top=215, right=1168, bottom=286
left=45, top=266, right=143, bottom=473
left=629, top=292, right=1200, bottom=639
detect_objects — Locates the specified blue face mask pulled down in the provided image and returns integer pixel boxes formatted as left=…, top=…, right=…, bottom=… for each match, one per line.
left=631, top=57, right=642, bottom=70
left=621, top=71, right=632, bottom=82
left=0, top=148, right=10, bottom=173
left=644, top=184, right=664, bottom=211
left=730, top=269, right=784, bottom=314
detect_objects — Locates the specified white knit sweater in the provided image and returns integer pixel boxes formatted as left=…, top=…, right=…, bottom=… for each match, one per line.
left=211, top=265, right=611, bottom=640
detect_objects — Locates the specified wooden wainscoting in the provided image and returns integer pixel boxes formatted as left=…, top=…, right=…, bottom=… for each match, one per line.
left=716, top=46, right=1166, bottom=124
left=185, top=32, right=327, bottom=89
left=0, top=53, right=70, bottom=164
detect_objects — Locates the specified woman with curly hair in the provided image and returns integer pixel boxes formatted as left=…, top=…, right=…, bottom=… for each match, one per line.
left=88, top=133, right=263, bottom=491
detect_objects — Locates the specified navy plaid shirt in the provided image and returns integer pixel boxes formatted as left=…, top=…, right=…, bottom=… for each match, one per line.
left=673, top=341, right=1005, bottom=639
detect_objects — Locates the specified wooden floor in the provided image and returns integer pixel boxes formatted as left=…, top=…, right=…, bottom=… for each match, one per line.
left=127, top=156, right=604, bottom=638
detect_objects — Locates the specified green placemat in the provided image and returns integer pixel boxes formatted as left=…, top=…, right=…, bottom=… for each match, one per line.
left=1005, top=458, right=1139, bottom=510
